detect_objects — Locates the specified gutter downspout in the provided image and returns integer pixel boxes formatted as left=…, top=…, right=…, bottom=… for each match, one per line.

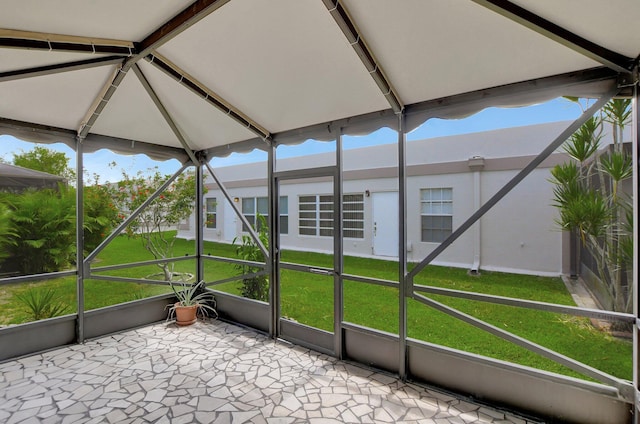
left=468, top=156, right=485, bottom=274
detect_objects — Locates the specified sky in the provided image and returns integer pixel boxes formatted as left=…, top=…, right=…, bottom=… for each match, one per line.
left=0, top=97, right=583, bottom=183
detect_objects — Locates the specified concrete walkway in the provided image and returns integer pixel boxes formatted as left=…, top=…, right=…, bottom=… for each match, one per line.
left=0, top=320, right=540, bottom=423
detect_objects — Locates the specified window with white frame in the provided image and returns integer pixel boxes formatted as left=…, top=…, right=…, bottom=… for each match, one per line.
left=279, top=196, right=289, bottom=235
left=420, top=188, right=452, bottom=243
left=242, top=196, right=266, bottom=232
left=298, top=194, right=364, bottom=238
left=299, top=195, right=319, bottom=236
left=241, top=196, right=288, bottom=234
left=343, top=194, right=364, bottom=238
left=205, top=198, right=216, bottom=228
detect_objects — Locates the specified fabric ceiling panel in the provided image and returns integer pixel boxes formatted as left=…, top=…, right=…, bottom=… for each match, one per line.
left=343, top=0, right=599, bottom=106
left=137, top=60, right=258, bottom=151
left=512, top=0, right=640, bottom=58
left=402, top=69, right=619, bottom=132
left=0, top=65, right=116, bottom=131
left=0, top=1, right=192, bottom=41
left=157, top=0, right=389, bottom=135
left=0, top=49, right=109, bottom=74
left=90, top=69, right=180, bottom=148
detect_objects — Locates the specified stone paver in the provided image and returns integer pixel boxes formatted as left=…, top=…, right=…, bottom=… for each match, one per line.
left=0, top=320, right=542, bottom=423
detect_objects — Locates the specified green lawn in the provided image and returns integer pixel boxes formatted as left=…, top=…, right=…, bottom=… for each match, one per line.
left=0, top=233, right=632, bottom=382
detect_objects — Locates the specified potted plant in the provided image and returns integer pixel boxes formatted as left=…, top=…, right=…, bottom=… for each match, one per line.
left=167, top=280, right=217, bottom=326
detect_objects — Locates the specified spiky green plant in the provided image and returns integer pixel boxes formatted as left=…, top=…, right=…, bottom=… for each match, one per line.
left=15, top=288, right=69, bottom=321
left=167, top=279, right=218, bottom=320
left=563, top=116, right=602, bottom=166
left=599, top=151, right=632, bottom=199
left=551, top=99, right=633, bottom=318
left=603, top=98, right=631, bottom=152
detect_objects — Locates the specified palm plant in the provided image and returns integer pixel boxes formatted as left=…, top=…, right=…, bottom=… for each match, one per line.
left=551, top=99, right=633, bottom=320
left=603, top=98, right=631, bottom=152
left=563, top=116, right=602, bottom=167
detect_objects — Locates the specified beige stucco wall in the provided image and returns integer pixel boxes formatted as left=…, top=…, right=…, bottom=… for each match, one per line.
left=179, top=122, right=574, bottom=276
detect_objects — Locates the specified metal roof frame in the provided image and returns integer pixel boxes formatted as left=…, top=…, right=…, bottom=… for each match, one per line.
left=1, top=2, right=639, bottom=422
left=1, top=1, right=636, bottom=160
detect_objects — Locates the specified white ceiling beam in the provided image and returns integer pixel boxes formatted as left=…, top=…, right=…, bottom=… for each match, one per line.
left=0, top=28, right=134, bottom=56
left=471, top=0, right=635, bottom=74
left=131, top=64, right=199, bottom=165
left=321, top=0, right=404, bottom=114
left=0, top=56, right=123, bottom=82
left=77, top=0, right=231, bottom=138
left=145, top=52, right=271, bottom=143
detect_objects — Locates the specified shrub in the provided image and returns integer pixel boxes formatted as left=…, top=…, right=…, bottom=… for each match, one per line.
left=0, top=201, right=16, bottom=270
left=8, top=188, right=75, bottom=274
left=233, top=214, right=269, bottom=302
left=83, top=184, right=120, bottom=254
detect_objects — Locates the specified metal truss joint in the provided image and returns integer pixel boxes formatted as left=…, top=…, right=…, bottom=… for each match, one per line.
left=195, top=150, right=209, bottom=165
left=617, top=72, right=638, bottom=89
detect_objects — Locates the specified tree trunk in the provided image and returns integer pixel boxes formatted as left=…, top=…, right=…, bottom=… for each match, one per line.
left=162, top=263, right=173, bottom=282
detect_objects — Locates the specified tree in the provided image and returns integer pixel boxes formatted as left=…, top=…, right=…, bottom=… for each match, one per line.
left=112, top=169, right=197, bottom=281
left=13, top=146, right=75, bottom=181
left=550, top=98, right=632, bottom=319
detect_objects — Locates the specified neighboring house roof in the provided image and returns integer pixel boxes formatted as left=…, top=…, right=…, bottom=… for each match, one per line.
left=0, top=163, right=66, bottom=191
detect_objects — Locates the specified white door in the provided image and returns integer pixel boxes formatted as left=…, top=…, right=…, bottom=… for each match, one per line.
left=372, top=192, right=398, bottom=257
left=223, top=200, right=238, bottom=242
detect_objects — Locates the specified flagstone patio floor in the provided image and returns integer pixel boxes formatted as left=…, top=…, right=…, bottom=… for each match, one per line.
left=0, top=319, right=542, bottom=423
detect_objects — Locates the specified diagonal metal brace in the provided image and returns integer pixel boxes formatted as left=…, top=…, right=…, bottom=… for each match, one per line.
left=84, top=162, right=191, bottom=265
left=408, top=84, right=619, bottom=280
left=203, top=161, right=269, bottom=259
left=413, top=292, right=634, bottom=402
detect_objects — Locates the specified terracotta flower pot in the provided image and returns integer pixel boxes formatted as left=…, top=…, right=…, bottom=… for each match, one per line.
left=174, top=303, right=198, bottom=326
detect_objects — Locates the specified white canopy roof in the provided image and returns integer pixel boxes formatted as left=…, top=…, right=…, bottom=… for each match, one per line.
left=0, top=1, right=638, bottom=163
